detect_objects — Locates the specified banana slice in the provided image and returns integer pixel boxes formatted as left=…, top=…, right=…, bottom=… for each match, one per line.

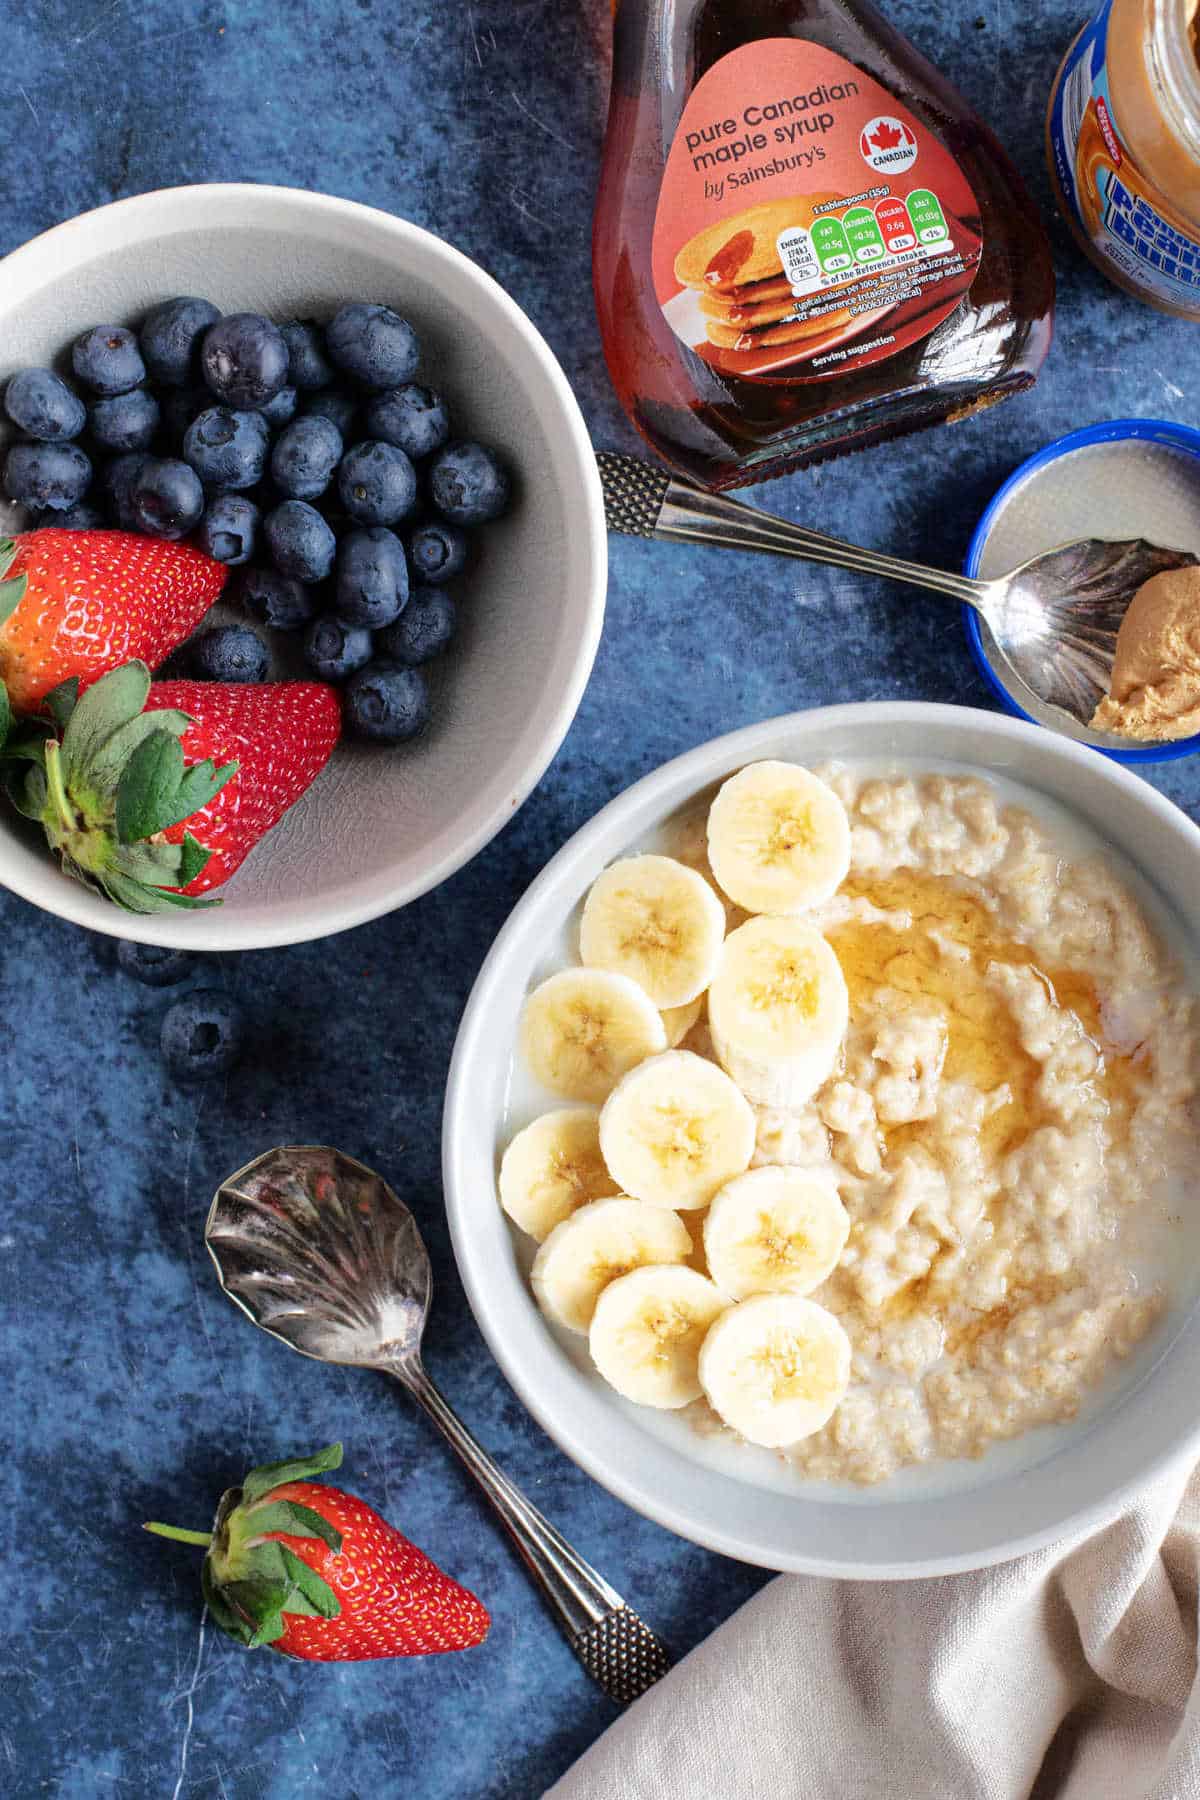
left=579, top=855, right=726, bottom=1008
left=499, top=1107, right=621, bottom=1242
left=699, top=1293, right=851, bottom=1446
left=708, top=916, right=848, bottom=1108
left=531, top=1196, right=692, bottom=1334
left=519, top=968, right=668, bottom=1104
left=590, top=1264, right=728, bottom=1408
left=706, top=761, right=850, bottom=914
left=704, top=1165, right=849, bottom=1299
left=599, top=1049, right=756, bottom=1211
left=661, top=995, right=703, bottom=1048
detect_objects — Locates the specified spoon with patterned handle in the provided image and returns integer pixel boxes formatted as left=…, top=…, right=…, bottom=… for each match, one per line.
left=204, top=1144, right=672, bottom=1704
left=598, top=449, right=1198, bottom=733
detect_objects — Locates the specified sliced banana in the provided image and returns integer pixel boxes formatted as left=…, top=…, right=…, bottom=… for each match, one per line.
left=519, top=968, right=668, bottom=1104
left=706, top=761, right=850, bottom=915
left=704, top=1165, right=849, bottom=1299
left=599, top=1049, right=756, bottom=1211
left=590, top=1264, right=728, bottom=1408
left=699, top=1293, right=851, bottom=1446
left=579, top=854, right=726, bottom=1008
left=531, top=1196, right=692, bottom=1334
left=661, top=995, right=703, bottom=1048
left=708, top=916, right=848, bottom=1108
left=499, top=1107, right=621, bottom=1242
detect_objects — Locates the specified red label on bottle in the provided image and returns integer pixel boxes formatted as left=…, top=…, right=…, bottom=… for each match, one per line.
left=651, top=39, right=984, bottom=381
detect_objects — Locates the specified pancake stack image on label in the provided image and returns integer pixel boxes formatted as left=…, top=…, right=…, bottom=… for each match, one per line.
left=673, top=197, right=855, bottom=352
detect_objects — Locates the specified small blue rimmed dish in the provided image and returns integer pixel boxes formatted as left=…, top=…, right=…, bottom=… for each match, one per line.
left=963, top=418, right=1200, bottom=764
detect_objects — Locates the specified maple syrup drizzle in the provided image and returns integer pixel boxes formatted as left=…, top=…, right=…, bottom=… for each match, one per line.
left=826, top=869, right=1137, bottom=1170
left=821, top=870, right=1148, bottom=1355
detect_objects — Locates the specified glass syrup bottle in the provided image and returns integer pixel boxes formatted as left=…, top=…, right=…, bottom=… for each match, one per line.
left=594, top=0, right=1056, bottom=489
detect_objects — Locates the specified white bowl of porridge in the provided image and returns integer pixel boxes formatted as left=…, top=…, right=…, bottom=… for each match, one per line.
left=443, top=704, right=1200, bottom=1577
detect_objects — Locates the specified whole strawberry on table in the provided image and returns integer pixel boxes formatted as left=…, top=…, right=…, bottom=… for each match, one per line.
left=145, top=1442, right=490, bottom=1660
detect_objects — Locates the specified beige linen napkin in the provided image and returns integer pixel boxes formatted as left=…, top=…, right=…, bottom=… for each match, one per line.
left=549, top=1460, right=1200, bottom=1800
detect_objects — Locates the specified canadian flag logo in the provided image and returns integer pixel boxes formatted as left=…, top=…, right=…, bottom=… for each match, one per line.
left=860, top=115, right=918, bottom=173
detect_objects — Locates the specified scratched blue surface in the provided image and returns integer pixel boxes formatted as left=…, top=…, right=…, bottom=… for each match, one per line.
left=2, top=2, right=1199, bottom=1796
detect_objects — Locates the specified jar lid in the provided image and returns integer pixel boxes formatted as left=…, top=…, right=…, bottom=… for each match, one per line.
left=963, top=418, right=1200, bottom=763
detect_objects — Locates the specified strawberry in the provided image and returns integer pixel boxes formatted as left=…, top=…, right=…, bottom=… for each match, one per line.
left=2, top=660, right=340, bottom=911
left=0, top=529, right=225, bottom=713
left=144, top=1443, right=490, bottom=1661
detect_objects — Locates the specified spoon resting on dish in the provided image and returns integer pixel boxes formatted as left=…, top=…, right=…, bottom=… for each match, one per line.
left=598, top=451, right=1200, bottom=741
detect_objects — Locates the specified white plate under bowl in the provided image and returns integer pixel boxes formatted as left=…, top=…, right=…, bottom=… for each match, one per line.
left=0, top=184, right=606, bottom=948
left=443, top=703, right=1200, bottom=1577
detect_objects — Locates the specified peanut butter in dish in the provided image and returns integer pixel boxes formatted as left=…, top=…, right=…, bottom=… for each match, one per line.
left=1091, top=565, right=1200, bottom=739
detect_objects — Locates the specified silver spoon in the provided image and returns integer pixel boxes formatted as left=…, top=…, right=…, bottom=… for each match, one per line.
left=204, top=1144, right=671, bottom=1703
left=598, top=451, right=1199, bottom=734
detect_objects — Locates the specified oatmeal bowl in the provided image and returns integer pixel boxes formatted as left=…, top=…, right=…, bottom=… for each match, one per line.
left=443, top=704, right=1200, bottom=1576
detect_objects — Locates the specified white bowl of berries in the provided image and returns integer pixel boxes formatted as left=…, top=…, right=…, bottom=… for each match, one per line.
left=0, top=183, right=606, bottom=948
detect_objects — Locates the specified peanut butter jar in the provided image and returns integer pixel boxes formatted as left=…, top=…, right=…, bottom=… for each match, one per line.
left=1048, top=0, right=1200, bottom=316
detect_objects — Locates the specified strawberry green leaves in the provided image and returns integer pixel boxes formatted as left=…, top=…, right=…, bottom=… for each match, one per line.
left=243, top=1500, right=343, bottom=1551
left=145, top=1443, right=347, bottom=1652
left=241, top=1443, right=344, bottom=1505
left=15, top=660, right=240, bottom=913
left=114, top=730, right=236, bottom=845
left=0, top=538, right=27, bottom=629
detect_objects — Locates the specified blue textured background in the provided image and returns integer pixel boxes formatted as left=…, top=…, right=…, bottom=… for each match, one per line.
left=2, top=2, right=1199, bottom=1796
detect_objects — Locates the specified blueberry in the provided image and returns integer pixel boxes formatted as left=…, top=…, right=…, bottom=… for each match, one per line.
left=304, top=388, right=358, bottom=437
left=200, top=313, right=289, bottom=410
left=72, top=325, right=145, bottom=396
left=279, top=318, right=334, bottom=390
left=335, top=526, right=408, bottom=629
left=190, top=624, right=270, bottom=684
left=3, top=368, right=86, bottom=441
left=183, top=407, right=270, bottom=490
left=160, top=988, right=244, bottom=1081
left=364, top=383, right=449, bottom=460
left=89, top=387, right=161, bottom=453
left=129, top=457, right=205, bottom=540
left=34, top=500, right=106, bottom=531
left=196, top=493, right=260, bottom=565
left=344, top=663, right=430, bottom=742
left=376, top=584, right=456, bottom=665
left=139, top=296, right=221, bottom=387
left=264, top=499, right=337, bottom=582
left=4, top=441, right=92, bottom=512
left=100, top=452, right=151, bottom=526
left=429, top=441, right=510, bottom=525
left=270, top=415, right=343, bottom=500
left=160, top=385, right=211, bottom=447
left=117, top=941, right=196, bottom=987
left=408, top=520, right=468, bottom=584
left=257, top=385, right=299, bottom=429
left=236, top=566, right=320, bottom=631
left=303, top=613, right=374, bottom=682
left=325, top=303, right=420, bottom=391
left=337, top=439, right=417, bottom=527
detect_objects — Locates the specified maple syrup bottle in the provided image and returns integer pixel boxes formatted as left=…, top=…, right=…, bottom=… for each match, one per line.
left=594, top=0, right=1056, bottom=488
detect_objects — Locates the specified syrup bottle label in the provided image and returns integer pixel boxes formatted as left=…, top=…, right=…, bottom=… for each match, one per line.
left=651, top=39, right=984, bottom=380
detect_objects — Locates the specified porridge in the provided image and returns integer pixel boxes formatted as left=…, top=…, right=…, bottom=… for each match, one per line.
left=684, top=768, right=1198, bottom=1484
left=502, top=761, right=1199, bottom=1487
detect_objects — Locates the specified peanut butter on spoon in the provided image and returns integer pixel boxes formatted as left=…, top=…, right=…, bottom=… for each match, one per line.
left=1091, top=565, right=1200, bottom=740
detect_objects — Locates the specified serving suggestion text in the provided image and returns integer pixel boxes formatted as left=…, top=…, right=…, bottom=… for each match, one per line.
left=683, top=81, right=861, bottom=171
